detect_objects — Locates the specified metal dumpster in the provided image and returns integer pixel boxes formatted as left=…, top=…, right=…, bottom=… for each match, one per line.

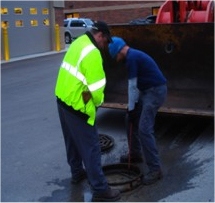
left=102, top=23, right=214, bottom=117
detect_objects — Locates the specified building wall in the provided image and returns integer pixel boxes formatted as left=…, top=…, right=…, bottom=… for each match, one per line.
left=64, top=1, right=164, bottom=24
left=1, top=1, right=53, bottom=58
left=1, top=1, right=65, bottom=59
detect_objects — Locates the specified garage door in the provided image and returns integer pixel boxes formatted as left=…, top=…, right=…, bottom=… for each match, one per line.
left=1, top=1, right=52, bottom=58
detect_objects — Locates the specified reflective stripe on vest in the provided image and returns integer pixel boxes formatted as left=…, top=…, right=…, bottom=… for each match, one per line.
left=88, top=78, right=106, bottom=92
left=61, top=61, right=87, bottom=85
left=61, top=44, right=106, bottom=92
left=76, top=44, right=95, bottom=68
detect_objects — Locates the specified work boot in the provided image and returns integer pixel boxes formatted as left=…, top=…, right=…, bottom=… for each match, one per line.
left=142, top=170, right=163, bottom=185
left=120, top=154, right=143, bottom=163
left=71, top=170, right=87, bottom=184
left=92, top=188, right=121, bottom=202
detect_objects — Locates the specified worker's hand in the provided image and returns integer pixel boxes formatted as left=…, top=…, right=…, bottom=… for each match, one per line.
left=82, top=91, right=91, bottom=104
left=128, top=109, right=138, bottom=122
left=128, top=102, right=141, bottom=122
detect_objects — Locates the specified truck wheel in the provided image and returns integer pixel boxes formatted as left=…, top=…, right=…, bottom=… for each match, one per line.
left=65, top=33, right=72, bottom=44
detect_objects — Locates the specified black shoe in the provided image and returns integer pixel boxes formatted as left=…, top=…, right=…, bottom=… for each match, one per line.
left=71, top=170, right=87, bottom=184
left=92, top=188, right=121, bottom=202
left=120, top=154, right=143, bottom=163
left=142, top=170, right=163, bottom=185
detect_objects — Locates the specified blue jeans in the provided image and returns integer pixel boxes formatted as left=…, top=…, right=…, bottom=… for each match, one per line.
left=57, top=102, right=109, bottom=192
left=128, top=84, right=167, bottom=172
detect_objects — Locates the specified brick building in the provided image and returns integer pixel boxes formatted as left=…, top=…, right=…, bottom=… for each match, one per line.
left=63, top=1, right=164, bottom=24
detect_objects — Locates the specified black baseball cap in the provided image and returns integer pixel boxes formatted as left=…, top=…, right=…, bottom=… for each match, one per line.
left=92, top=21, right=112, bottom=43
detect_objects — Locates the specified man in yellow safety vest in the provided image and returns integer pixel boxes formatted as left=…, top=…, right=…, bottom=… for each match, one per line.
left=55, top=21, right=120, bottom=202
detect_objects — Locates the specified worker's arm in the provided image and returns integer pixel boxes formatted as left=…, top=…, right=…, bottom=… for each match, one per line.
left=83, top=50, right=106, bottom=107
left=128, top=77, right=139, bottom=111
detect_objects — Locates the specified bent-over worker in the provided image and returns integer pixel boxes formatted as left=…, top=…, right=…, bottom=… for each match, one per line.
left=109, top=36, right=167, bottom=185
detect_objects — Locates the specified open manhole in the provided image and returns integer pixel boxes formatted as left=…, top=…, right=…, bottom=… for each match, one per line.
left=102, top=163, right=143, bottom=192
left=99, top=134, right=114, bottom=153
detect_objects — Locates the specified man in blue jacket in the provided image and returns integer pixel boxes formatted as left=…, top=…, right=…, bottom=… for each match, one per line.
left=109, top=37, right=167, bottom=185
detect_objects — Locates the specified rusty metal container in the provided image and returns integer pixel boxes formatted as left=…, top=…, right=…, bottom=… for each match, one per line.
left=102, top=23, right=214, bottom=117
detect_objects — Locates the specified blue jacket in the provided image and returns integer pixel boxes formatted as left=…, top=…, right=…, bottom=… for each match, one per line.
left=126, top=48, right=167, bottom=110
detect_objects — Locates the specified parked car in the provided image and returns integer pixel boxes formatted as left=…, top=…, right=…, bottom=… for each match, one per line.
left=64, top=18, right=94, bottom=44
left=129, top=15, right=157, bottom=25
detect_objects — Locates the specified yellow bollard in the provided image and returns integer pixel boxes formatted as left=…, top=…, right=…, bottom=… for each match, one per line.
left=55, top=24, right=60, bottom=51
left=3, top=27, right=10, bottom=61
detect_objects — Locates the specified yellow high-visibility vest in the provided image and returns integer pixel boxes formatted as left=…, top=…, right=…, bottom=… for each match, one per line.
left=55, top=34, right=106, bottom=126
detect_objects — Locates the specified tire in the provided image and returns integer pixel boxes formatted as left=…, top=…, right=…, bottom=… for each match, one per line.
left=65, top=33, right=72, bottom=44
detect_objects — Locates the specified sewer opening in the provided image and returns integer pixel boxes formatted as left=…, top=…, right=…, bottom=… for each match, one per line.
left=99, top=134, right=114, bottom=153
left=102, top=163, right=143, bottom=192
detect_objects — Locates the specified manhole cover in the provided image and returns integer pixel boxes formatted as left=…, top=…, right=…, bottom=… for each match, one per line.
left=99, top=134, right=114, bottom=153
left=102, top=163, right=143, bottom=192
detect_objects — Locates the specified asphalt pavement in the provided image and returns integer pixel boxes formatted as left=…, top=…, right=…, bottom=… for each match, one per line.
left=1, top=51, right=214, bottom=202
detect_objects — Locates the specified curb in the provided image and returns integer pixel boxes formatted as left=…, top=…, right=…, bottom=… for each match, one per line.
left=1, top=48, right=68, bottom=65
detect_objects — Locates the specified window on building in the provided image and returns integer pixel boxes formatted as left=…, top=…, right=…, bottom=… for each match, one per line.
left=42, top=8, right=49, bottom=15
left=1, top=7, right=8, bottom=15
left=1, top=21, right=9, bottom=28
left=14, top=8, right=23, bottom=14
left=73, top=13, right=79, bottom=18
left=43, top=18, right=50, bottom=26
left=30, top=8, right=37, bottom=15
left=65, top=13, right=79, bottom=19
left=152, top=7, right=160, bottom=15
left=66, top=14, right=73, bottom=18
left=30, top=20, right=38, bottom=26
left=15, top=20, right=24, bottom=27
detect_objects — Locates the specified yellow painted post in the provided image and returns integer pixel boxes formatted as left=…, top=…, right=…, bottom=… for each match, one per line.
left=55, top=24, right=60, bottom=51
left=3, top=27, right=10, bottom=61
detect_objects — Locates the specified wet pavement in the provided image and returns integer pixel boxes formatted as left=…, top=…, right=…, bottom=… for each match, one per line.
left=1, top=53, right=214, bottom=202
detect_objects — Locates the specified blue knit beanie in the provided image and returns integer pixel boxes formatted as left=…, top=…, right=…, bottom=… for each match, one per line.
left=108, top=37, right=126, bottom=58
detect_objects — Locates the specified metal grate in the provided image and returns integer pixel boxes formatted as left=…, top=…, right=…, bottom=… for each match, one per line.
left=99, top=134, right=114, bottom=153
